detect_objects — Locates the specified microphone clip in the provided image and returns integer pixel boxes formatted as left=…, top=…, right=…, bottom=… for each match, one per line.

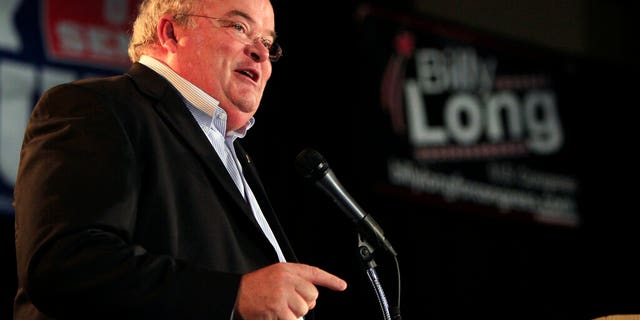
left=357, top=233, right=378, bottom=270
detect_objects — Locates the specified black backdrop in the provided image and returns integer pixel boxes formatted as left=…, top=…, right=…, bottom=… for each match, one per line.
left=2, top=0, right=639, bottom=319
left=245, top=1, right=640, bottom=319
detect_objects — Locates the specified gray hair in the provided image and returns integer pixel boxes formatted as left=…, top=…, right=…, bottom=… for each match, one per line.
left=127, top=0, right=199, bottom=62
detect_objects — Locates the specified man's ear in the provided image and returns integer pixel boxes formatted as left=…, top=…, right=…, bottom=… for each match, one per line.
left=157, top=16, right=178, bottom=52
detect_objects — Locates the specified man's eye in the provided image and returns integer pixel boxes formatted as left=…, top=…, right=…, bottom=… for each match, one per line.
left=230, top=22, right=247, bottom=33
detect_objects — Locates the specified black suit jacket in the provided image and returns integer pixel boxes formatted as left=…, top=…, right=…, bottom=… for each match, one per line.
left=13, top=63, right=297, bottom=319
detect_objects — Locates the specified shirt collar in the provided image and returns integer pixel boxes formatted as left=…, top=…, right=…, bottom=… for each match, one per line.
left=138, top=55, right=254, bottom=137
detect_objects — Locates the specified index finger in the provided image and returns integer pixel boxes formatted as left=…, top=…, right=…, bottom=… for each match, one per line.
left=296, top=264, right=347, bottom=291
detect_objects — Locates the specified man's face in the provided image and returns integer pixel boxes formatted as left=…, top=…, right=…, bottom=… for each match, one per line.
left=172, top=0, right=276, bottom=131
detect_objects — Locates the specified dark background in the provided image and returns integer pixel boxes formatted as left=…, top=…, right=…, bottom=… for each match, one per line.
left=2, top=0, right=639, bottom=319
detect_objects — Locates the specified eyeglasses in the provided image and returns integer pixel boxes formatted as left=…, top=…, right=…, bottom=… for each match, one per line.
left=175, top=13, right=283, bottom=62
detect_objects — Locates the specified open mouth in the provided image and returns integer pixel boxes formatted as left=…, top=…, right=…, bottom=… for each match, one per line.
left=237, top=69, right=258, bottom=82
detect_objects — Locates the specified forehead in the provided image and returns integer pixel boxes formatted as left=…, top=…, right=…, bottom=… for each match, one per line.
left=201, top=0, right=275, bottom=28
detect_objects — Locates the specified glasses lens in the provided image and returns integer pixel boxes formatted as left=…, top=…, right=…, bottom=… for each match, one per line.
left=269, top=43, right=283, bottom=62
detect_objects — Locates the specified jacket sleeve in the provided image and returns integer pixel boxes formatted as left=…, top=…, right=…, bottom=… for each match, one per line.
left=13, top=83, right=240, bottom=319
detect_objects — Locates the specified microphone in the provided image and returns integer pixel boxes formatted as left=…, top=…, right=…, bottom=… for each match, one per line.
left=295, top=148, right=397, bottom=256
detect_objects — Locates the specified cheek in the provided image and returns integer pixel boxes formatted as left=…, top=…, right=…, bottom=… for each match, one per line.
left=192, top=40, right=212, bottom=60
left=188, top=34, right=222, bottom=58
left=262, top=66, right=273, bottom=84
left=190, top=45, right=225, bottom=76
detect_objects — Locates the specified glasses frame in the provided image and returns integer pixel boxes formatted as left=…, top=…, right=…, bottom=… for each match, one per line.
left=175, top=13, right=283, bottom=62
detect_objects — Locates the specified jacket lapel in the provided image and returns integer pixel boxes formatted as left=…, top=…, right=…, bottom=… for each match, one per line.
left=235, top=143, right=298, bottom=262
left=125, top=63, right=253, bottom=220
left=126, top=63, right=297, bottom=262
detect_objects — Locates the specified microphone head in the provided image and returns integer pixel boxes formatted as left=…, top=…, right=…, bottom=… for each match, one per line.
left=295, top=148, right=330, bottom=180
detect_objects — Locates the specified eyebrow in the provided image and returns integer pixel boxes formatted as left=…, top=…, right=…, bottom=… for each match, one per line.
left=225, top=9, right=277, bottom=39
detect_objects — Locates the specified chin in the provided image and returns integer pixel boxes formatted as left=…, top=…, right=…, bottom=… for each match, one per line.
left=234, top=100, right=260, bottom=114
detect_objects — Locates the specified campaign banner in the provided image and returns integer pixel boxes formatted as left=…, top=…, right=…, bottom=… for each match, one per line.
left=43, top=0, right=136, bottom=67
left=0, top=0, right=134, bottom=214
left=355, top=5, right=581, bottom=227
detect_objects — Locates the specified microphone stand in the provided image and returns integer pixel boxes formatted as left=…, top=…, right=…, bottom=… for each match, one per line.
left=357, top=233, right=394, bottom=320
left=294, top=148, right=402, bottom=318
